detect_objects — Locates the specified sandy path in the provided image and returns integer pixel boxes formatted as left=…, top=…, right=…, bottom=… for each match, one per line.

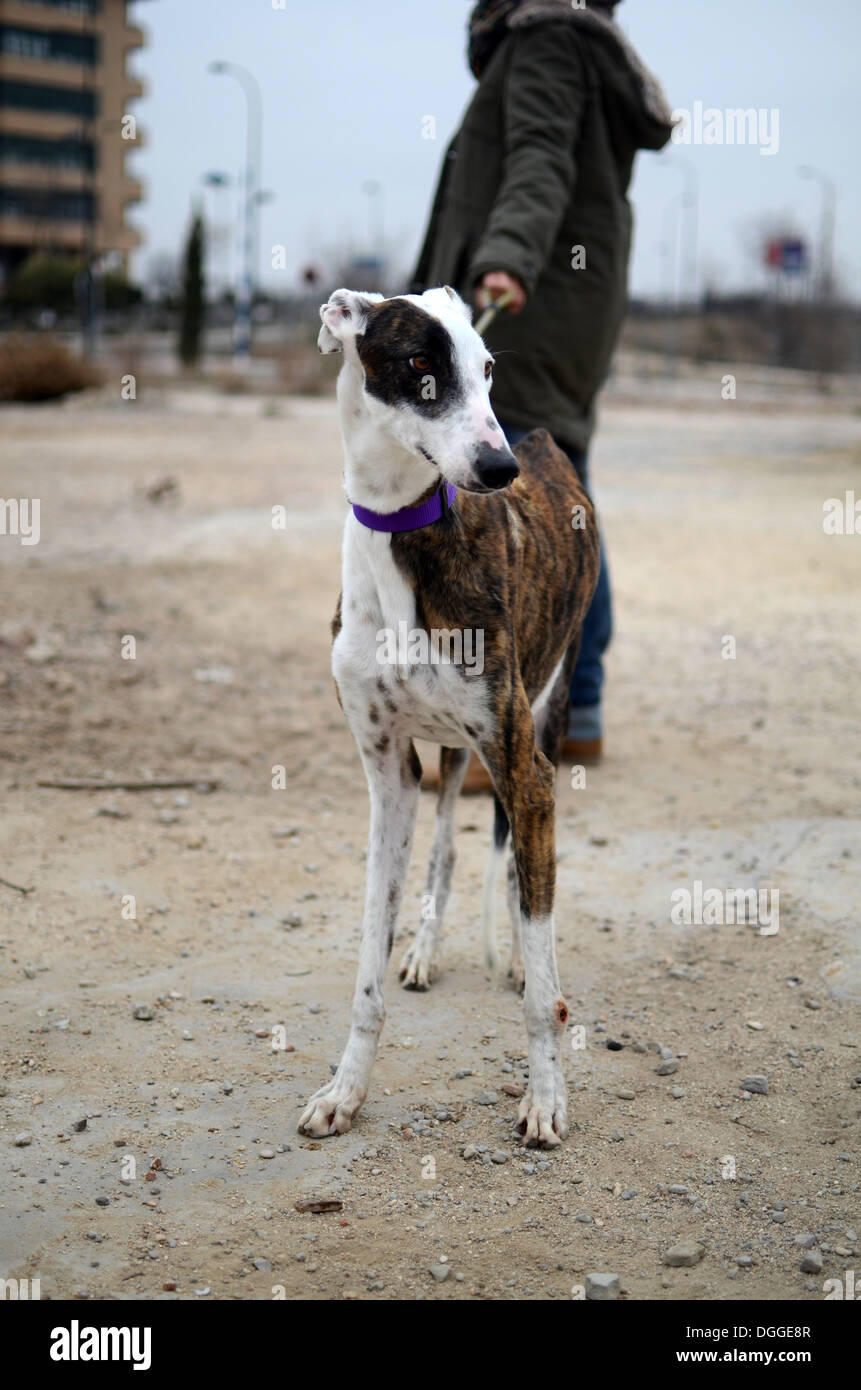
left=0, top=380, right=859, bottom=1300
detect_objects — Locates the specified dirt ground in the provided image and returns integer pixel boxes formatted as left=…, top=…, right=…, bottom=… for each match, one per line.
left=1, top=370, right=859, bottom=1302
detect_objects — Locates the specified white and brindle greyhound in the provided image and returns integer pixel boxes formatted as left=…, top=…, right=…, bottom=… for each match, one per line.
left=298, top=286, right=599, bottom=1147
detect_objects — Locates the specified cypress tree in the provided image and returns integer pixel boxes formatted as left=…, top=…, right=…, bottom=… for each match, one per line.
left=178, top=212, right=206, bottom=366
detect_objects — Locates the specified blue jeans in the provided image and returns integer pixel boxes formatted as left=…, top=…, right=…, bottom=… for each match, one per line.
left=499, top=421, right=612, bottom=728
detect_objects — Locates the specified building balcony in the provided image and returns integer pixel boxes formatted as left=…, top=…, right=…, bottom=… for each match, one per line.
left=0, top=108, right=95, bottom=139
left=0, top=2, right=99, bottom=36
left=0, top=159, right=94, bottom=189
left=0, top=210, right=88, bottom=250
left=0, top=53, right=96, bottom=91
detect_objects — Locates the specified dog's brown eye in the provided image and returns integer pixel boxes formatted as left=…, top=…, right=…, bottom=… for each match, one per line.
left=410, top=355, right=431, bottom=373
left=484, top=360, right=493, bottom=378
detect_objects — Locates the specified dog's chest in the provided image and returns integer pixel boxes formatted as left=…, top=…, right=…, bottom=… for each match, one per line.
left=334, top=523, right=492, bottom=746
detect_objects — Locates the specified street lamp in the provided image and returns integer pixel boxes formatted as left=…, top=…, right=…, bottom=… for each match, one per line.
left=659, top=152, right=699, bottom=307
left=201, top=171, right=232, bottom=299
left=797, top=164, right=837, bottom=302
left=208, top=61, right=263, bottom=363
left=361, top=179, right=383, bottom=258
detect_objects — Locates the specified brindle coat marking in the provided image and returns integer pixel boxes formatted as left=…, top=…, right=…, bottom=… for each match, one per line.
left=391, top=429, right=597, bottom=923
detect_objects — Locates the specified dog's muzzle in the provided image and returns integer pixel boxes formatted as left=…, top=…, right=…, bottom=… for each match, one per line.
left=473, top=443, right=519, bottom=491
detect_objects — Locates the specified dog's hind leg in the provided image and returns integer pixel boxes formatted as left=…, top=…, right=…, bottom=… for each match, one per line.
left=485, top=691, right=569, bottom=1148
left=299, top=737, right=421, bottom=1137
left=502, top=654, right=573, bottom=996
left=506, top=851, right=524, bottom=992
left=480, top=795, right=509, bottom=975
left=400, top=745, right=469, bottom=990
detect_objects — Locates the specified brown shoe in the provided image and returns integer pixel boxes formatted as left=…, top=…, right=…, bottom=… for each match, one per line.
left=421, top=751, right=494, bottom=795
left=561, top=736, right=603, bottom=764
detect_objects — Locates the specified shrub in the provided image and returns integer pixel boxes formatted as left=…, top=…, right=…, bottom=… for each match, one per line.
left=0, top=335, right=103, bottom=402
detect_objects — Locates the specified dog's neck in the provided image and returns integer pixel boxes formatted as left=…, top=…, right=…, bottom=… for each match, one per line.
left=336, top=361, right=439, bottom=515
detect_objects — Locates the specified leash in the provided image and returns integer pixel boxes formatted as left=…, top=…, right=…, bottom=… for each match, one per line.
left=474, top=287, right=515, bottom=338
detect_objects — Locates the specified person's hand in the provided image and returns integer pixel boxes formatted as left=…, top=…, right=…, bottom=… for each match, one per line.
left=476, top=270, right=527, bottom=315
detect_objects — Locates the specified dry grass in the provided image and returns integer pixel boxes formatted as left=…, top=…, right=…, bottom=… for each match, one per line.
left=0, top=334, right=103, bottom=403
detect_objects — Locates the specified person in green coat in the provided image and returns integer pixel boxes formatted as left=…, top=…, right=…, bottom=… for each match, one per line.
left=411, top=0, right=674, bottom=776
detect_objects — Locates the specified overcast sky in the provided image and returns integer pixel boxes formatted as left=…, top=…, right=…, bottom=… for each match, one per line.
left=127, top=0, right=860, bottom=302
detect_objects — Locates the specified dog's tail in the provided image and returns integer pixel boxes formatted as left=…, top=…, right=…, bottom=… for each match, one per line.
left=482, top=798, right=510, bottom=973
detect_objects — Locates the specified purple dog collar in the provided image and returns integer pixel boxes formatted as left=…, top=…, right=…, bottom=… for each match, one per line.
left=352, top=482, right=457, bottom=533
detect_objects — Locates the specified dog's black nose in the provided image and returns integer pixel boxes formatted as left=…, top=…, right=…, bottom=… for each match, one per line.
left=474, top=443, right=519, bottom=491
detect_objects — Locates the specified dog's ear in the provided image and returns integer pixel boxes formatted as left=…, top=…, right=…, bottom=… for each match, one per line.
left=318, top=288, right=384, bottom=354
left=443, top=285, right=472, bottom=323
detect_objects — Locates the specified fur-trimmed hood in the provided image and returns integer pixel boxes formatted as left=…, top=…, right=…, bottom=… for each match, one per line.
left=509, top=0, right=675, bottom=137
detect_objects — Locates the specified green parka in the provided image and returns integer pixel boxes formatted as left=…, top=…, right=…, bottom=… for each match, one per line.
left=411, top=14, right=673, bottom=451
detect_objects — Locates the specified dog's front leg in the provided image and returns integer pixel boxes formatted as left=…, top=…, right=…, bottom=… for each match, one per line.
left=298, top=737, right=421, bottom=1136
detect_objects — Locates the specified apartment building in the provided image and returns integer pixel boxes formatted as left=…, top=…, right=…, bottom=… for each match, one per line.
left=0, top=0, right=147, bottom=284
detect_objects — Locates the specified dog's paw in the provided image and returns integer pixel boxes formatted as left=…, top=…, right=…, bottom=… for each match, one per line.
left=298, top=1078, right=366, bottom=1137
left=398, top=940, right=435, bottom=991
left=506, top=955, right=525, bottom=994
left=516, top=1079, right=568, bottom=1148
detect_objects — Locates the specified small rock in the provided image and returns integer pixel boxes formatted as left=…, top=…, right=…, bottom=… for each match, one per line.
left=490, top=1150, right=509, bottom=1165
left=252, top=1258, right=271, bottom=1272
left=664, top=1238, right=705, bottom=1268
left=259, top=1148, right=275, bottom=1160
left=475, top=1091, right=499, bottom=1106
left=72, top=1117, right=87, bottom=1133
left=741, top=1074, right=768, bottom=1095
left=429, top=1264, right=450, bottom=1283
left=586, top=1272, right=620, bottom=1301
left=13, top=1132, right=32, bottom=1147
left=655, top=1059, right=678, bottom=1076
left=133, top=1005, right=155, bottom=1021
left=800, top=1251, right=823, bottom=1275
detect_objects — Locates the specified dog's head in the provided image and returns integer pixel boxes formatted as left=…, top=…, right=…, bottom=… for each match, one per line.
left=318, top=286, right=518, bottom=494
